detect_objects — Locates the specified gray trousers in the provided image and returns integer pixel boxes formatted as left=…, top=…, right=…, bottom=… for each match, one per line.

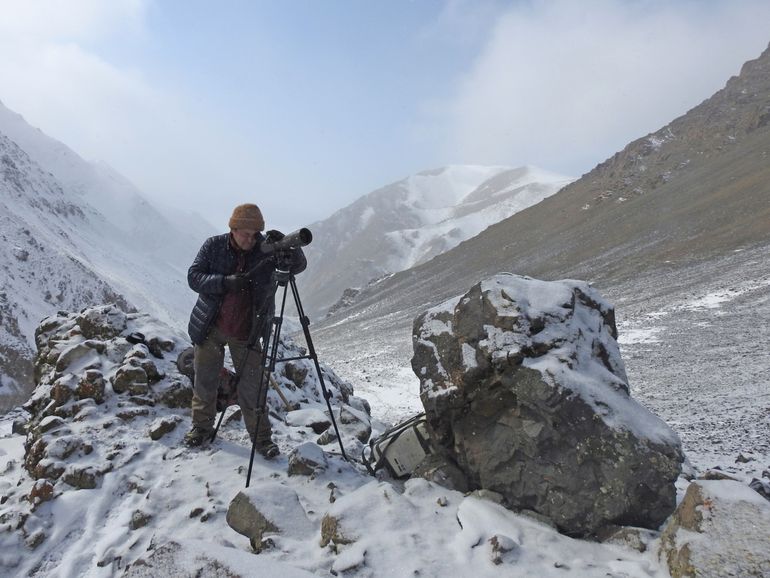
left=191, top=326, right=272, bottom=442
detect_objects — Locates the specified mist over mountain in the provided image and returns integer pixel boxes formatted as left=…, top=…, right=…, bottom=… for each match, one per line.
left=298, top=164, right=573, bottom=316
left=0, top=99, right=573, bottom=410
left=316, top=42, right=770, bottom=335
left=1, top=33, right=769, bottom=578
left=0, top=101, right=211, bottom=407
left=309, top=42, right=770, bottom=443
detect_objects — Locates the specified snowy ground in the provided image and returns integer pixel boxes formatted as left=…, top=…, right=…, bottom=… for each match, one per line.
left=318, top=243, right=770, bottom=486
left=0, top=396, right=668, bottom=578
left=1, top=245, right=768, bottom=577
left=610, top=247, right=770, bottom=484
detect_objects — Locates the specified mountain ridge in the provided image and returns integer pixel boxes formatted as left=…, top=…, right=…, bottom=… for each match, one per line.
left=0, top=101, right=210, bottom=407
left=316, top=41, right=770, bottom=330
left=298, top=164, right=573, bottom=316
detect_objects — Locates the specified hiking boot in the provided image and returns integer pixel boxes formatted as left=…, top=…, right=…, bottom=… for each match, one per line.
left=254, top=439, right=280, bottom=459
left=184, top=426, right=211, bottom=447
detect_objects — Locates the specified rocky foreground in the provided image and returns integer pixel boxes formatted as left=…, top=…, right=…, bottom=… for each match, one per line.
left=0, top=287, right=768, bottom=577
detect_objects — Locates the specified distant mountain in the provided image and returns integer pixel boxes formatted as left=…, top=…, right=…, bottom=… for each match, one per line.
left=0, top=101, right=211, bottom=406
left=314, top=42, right=770, bottom=376
left=298, top=165, right=573, bottom=316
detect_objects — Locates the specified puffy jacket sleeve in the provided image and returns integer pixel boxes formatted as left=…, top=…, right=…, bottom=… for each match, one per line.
left=188, top=237, right=226, bottom=294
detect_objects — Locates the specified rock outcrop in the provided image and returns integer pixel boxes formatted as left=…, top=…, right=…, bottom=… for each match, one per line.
left=22, top=305, right=188, bottom=489
left=411, top=274, right=684, bottom=536
left=3, top=303, right=369, bottom=561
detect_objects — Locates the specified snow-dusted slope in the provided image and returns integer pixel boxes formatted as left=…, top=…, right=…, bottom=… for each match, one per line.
left=298, top=165, right=574, bottom=317
left=0, top=101, right=211, bottom=405
left=0, top=303, right=674, bottom=578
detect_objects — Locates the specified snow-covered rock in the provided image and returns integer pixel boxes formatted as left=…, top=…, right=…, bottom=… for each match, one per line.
left=659, top=479, right=770, bottom=577
left=0, top=302, right=686, bottom=577
left=227, top=483, right=315, bottom=551
left=0, top=304, right=371, bottom=573
left=411, top=273, right=684, bottom=535
left=287, top=442, right=329, bottom=477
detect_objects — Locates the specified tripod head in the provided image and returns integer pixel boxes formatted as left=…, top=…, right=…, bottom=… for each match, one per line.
left=262, top=227, right=312, bottom=275
left=241, top=227, right=311, bottom=283
left=273, top=269, right=292, bottom=286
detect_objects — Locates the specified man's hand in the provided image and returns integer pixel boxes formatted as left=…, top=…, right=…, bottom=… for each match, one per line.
left=223, top=274, right=249, bottom=292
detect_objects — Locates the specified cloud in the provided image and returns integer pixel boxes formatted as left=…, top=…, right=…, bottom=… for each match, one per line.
left=0, top=0, right=147, bottom=41
left=3, top=0, right=769, bottom=231
left=0, top=0, right=256, bottom=227
left=0, top=0, right=158, bottom=164
left=441, top=0, right=770, bottom=175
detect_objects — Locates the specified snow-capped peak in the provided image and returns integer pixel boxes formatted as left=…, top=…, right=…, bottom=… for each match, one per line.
left=298, top=164, right=574, bottom=317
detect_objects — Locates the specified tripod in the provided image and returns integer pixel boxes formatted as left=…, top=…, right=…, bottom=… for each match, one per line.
left=243, top=269, right=348, bottom=487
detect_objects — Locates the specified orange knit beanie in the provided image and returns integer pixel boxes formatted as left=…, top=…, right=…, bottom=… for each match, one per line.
left=228, top=203, right=264, bottom=231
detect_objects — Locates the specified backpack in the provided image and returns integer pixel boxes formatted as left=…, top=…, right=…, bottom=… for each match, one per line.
left=362, top=413, right=434, bottom=478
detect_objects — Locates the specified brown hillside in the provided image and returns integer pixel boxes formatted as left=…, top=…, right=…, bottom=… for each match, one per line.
left=317, top=42, right=770, bottom=330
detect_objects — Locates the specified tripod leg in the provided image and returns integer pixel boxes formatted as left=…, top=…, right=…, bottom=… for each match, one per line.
left=246, top=282, right=289, bottom=487
left=210, top=409, right=226, bottom=443
left=246, top=366, right=274, bottom=486
left=289, top=277, right=348, bottom=461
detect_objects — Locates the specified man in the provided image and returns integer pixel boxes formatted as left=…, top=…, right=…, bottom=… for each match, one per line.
left=184, top=203, right=306, bottom=457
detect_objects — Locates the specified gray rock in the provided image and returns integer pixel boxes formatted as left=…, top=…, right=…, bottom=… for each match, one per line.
left=76, top=370, right=106, bottom=404
left=596, top=525, right=659, bottom=553
left=12, top=416, right=28, bottom=435
left=749, top=477, right=770, bottom=501
left=63, top=465, right=100, bottom=489
left=111, top=365, right=148, bottom=394
left=156, top=379, right=193, bottom=408
left=149, top=416, right=181, bottom=441
left=227, top=484, right=314, bottom=552
left=316, top=429, right=338, bottom=446
left=76, top=305, right=127, bottom=340
left=339, top=407, right=372, bottom=443
left=36, top=415, right=67, bottom=435
left=55, top=343, right=99, bottom=374
left=129, top=510, right=152, bottom=530
left=139, top=359, right=164, bottom=384
left=411, top=453, right=469, bottom=492
left=288, top=442, right=328, bottom=477
left=412, top=274, right=683, bottom=536
left=286, top=408, right=331, bottom=433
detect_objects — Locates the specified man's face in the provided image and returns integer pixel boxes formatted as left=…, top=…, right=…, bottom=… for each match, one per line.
left=231, top=228, right=259, bottom=251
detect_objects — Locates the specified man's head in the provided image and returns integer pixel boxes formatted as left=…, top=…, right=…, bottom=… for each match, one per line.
left=229, top=203, right=264, bottom=251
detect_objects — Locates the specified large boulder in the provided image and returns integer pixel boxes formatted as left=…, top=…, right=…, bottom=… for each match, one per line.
left=411, top=274, right=684, bottom=536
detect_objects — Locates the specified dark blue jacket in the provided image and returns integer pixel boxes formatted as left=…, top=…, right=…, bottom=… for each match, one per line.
left=187, top=232, right=306, bottom=345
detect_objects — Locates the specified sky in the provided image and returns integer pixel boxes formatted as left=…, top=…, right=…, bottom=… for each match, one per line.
left=1, top=0, right=769, bottom=232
